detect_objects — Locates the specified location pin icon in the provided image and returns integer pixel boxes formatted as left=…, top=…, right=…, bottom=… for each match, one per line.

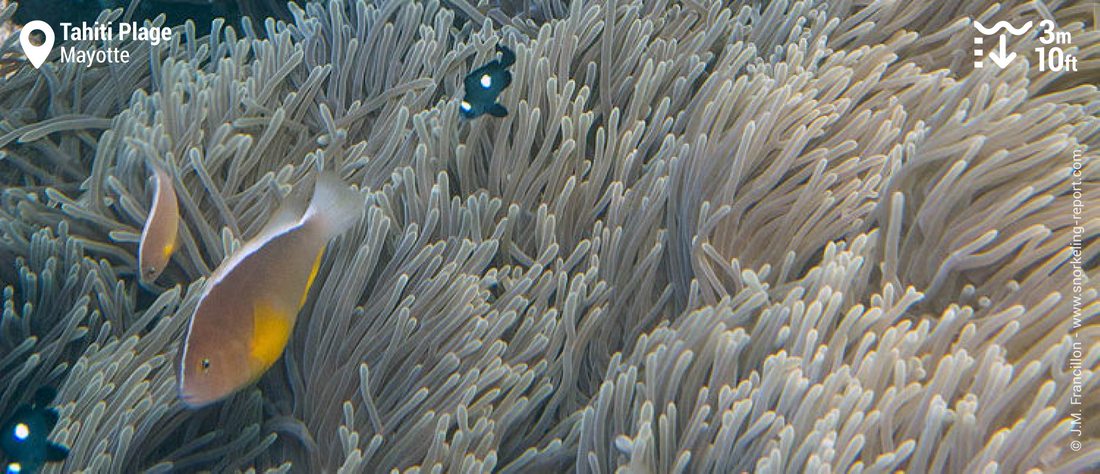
left=19, top=21, right=55, bottom=69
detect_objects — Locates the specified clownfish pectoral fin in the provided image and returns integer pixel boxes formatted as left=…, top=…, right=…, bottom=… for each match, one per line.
left=487, top=103, right=508, bottom=117
left=45, top=442, right=69, bottom=461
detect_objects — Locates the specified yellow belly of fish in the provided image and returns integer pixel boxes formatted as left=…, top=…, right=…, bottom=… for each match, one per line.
left=248, top=248, right=324, bottom=369
left=250, top=300, right=293, bottom=368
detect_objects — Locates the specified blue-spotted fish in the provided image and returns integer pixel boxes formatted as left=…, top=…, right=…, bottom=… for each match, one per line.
left=178, top=172, right=362, bottom=408
left=138, top=163, right=179, bottom=284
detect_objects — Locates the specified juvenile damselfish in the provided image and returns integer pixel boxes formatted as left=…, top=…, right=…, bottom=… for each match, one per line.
left=178, top=172, right=362, bottom=408
left=0, top=387, right=69, bottom=474
left=138, top=162, right=179, bottom=284
left=460, top=44, right=515, bottom=119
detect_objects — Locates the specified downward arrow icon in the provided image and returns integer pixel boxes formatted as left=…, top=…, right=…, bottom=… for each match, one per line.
left=988, top=34, right=1016, bottom=68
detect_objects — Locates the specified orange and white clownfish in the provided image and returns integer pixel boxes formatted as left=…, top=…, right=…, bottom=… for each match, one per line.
left=138, top=162, right=179, bottom=284
left=178, top=172, right=362, bottom=408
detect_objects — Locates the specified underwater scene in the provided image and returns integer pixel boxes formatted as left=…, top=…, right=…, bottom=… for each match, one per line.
left=0, top=0, right=1098, bottom=472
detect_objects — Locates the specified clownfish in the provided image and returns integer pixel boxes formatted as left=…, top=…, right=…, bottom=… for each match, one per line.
left=138, top=162, right=180, bottom=284
left=178, top=172, right=362, bottom=408
left=0, top=387, right=69, bottom=474
left=459, top=44, right=515, bottom=119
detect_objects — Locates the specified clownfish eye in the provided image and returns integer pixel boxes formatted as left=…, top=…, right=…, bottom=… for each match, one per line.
left=480, top=74, right=492, bottom=88
left=200, top=359, right=210, bottom=371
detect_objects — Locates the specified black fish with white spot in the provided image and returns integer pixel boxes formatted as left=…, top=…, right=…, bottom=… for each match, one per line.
left=460, top=44, right=515, bottom=119
left=0, top=387, right=68, bottom=474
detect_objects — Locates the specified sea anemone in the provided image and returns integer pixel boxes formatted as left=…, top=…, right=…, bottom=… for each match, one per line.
left=0, top=0, right=18, bottom=77
left=0, top=0, right=1097, bottom=472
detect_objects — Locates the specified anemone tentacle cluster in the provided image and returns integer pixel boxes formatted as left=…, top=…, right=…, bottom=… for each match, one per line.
left=0, top=0, right=1097, bottom=472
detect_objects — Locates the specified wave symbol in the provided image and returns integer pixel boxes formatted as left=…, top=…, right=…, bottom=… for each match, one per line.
left=973, top=20, right=1033, bottom=36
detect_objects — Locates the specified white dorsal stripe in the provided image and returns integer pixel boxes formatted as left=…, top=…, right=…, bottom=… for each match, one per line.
left=150, top=171, right=163, bottom=222
left=204, top=216, right=306, bottom=292
left=140, top=168, right=165, bottom=263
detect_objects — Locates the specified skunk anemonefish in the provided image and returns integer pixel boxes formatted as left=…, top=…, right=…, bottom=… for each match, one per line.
left=138, top=162, right=179, bottom=285
left=178, top=172, right=362, bottom=408
left=0, top=386, right=68, bottom=474
left=459, top=44, right=515, bottom=119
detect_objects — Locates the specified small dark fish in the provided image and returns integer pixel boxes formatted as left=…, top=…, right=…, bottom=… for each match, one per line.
left=0, top=387, right=68, bottom=474
left=460, top=44, right=515, bottom=119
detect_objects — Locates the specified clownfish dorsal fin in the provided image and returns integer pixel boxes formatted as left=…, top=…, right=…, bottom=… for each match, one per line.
left=301, top=172, right=363, bottom=240
left=254, top=183, right=311, bottom=240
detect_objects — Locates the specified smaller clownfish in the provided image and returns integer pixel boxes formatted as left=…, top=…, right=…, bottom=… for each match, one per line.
left=460, top=44, right=515, bottom=119
left=138, top=162, right=180, bottom=285
left=0, top=386, right=69, bottom=474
